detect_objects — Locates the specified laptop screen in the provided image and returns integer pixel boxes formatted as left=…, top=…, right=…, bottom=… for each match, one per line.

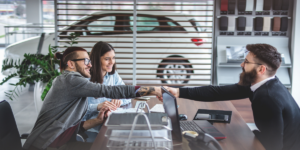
left=161, top=86, right=182, bottom=144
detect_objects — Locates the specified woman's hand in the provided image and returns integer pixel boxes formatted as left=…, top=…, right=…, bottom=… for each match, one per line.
left=96, top=107, right=111, bottom=124
left=111, top=99, right=122, bottom=107
left=97, top=101, right=118, bottom=111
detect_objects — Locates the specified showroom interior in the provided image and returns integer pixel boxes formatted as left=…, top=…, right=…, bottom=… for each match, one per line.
left=1, top=0, right=300, bottom=150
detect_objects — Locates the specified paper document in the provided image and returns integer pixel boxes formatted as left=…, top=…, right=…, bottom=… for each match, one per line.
left=150, top=104, right=165, bottom=113
left=112, top=108, right=144, bottom=114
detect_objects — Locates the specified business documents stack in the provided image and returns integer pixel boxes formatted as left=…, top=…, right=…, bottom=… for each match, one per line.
left=105, top=112, right=173, bottom=150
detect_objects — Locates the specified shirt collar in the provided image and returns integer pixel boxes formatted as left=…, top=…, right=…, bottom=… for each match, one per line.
left=250, top=76, right=275, bottom=92
left=104, top=72, right=109, bottom=77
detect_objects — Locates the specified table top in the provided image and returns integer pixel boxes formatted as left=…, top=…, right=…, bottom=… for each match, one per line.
left=90, top=97, right=265, bottom=150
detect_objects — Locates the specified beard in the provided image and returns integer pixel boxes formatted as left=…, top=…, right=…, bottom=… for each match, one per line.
left=75, top=63, right=91, bottom=78
left=238, top=67, right=257, bottom=86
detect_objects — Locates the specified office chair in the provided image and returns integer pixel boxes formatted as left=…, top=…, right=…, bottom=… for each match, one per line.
left=0, top=100, right=28, bottom=150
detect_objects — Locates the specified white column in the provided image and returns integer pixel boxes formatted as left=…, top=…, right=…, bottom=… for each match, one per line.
left=291, top=0, right=300, bottom=106
left=25, top=0, right=42, bottom=24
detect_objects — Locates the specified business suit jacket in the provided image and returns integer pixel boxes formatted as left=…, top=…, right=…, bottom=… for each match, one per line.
left=179, top=77, right=300, bottom=150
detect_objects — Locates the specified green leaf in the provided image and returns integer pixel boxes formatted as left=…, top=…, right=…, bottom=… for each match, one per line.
left=48, top=44, right=54, bottom=58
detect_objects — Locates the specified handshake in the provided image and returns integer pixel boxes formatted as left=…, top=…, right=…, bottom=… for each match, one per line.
left=137, top=86, right=180, bottom=101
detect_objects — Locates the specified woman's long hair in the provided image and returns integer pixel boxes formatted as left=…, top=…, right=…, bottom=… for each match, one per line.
left=89, top=41, right=116, bottom=84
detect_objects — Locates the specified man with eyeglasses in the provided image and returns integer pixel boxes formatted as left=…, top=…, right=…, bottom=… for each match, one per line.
left=161, top=44, right=300, bottom=150
left=24, top=47, right=162, bottom=150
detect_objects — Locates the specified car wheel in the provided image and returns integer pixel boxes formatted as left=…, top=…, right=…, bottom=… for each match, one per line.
left=157, top=59, right=193, bottom=86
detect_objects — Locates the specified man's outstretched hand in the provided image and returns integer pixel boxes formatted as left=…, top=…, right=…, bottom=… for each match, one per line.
left=138, top=86, right=162, bottom=98
left=168, top=87, right=180, bottom=98
left=157, top=86, right=180, bottom=102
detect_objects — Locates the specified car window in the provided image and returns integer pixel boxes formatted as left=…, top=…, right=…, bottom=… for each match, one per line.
left=167, top=22, right=177, bottom=26
left=129, top=16, right=159, bottom=31
left=157, top=17, right=185, bottom=31
left=88, top=16, right=115, bottom=34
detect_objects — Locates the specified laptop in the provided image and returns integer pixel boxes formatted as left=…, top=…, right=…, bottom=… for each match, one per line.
left=161, top=86, right=226, bottom=143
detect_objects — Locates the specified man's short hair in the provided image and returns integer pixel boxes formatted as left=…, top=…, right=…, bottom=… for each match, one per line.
left=246, top=44, right=282, bottom=76
left=55, top=47, right=87, bottom=72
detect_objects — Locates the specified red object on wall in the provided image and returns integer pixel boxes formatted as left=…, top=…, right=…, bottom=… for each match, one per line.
left=191, top=38, right=204, bottom=46
left=221, top=0, right=229, bottom=11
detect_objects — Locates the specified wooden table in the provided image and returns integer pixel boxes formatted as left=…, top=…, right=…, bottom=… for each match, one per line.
left=90, top=98, right=265, bottom=150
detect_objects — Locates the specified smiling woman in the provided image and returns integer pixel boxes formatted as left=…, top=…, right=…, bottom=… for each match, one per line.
left=82, top=41, right=131, bottom=142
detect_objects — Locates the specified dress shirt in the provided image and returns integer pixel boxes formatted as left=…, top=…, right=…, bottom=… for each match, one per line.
left=82, top=71, right=131, bottom=132
left=250, top=76, right=275, bottom=92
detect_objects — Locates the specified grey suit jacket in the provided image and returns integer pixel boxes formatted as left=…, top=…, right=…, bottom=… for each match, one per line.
left=23, top=70, right=135, bottom=149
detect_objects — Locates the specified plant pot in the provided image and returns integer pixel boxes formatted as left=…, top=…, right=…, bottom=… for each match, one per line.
left=33, top=81, right=47, bottom=115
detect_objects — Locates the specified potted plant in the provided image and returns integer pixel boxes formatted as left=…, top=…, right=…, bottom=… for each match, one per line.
left=0, top=33, right=79, bottom=113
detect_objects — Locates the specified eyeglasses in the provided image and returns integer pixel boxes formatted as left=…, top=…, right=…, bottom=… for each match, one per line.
left=243, top=59, right=263, bottom=65
left=243, top=59, right=268, bottom=70
left=71, top=58, right=91, bottom=65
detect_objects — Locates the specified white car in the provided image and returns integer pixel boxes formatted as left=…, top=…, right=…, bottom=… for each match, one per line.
left=4, top=11, right=212, bottom=85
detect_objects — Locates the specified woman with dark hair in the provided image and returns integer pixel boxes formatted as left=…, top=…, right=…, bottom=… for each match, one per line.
left=82, top=41, right=131, bottom=142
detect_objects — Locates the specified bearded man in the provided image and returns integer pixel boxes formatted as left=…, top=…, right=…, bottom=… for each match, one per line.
left=162, top=44, right=300, bottom=150
left=23, top=47, right=162, bottom=150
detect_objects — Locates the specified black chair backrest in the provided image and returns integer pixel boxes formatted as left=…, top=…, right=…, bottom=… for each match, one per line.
left=0, top=100, right=23, bottom=150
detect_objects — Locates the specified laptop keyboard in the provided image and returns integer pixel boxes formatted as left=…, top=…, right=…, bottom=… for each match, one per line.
left=180, top=121, right=203, bottom=133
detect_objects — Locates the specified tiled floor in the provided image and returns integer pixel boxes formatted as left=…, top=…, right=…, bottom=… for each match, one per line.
left=0, top=47, right=258, bottom=146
